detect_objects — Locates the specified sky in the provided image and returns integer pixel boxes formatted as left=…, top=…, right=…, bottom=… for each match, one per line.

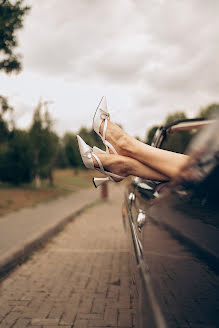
left=0, top=0, right=219, bottom=139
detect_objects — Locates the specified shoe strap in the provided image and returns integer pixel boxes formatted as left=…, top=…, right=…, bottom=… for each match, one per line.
left=104, top=139, right=118, bottom=154
left=102, top=119, right=118, bottom=154
left=92, top=152, right=124, bottom=181
left=96, top=168, right=125, bottom=181
left=102, top=117, right=108, bottom=141
left=108, top=171, right=125, bottom=180
left=92, top=152, right=104, bottom=172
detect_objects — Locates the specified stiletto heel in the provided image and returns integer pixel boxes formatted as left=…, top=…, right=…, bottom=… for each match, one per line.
left=93, top=147, right=112, bottom=188
left=77, top=135, right=124, bottom=188
left=93, top=96, right=118, bottom=154
left=93, top=177, right=110, bottom=188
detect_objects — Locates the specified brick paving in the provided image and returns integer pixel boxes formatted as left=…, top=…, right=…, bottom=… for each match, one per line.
left=0, top=185, right=136, bottom=328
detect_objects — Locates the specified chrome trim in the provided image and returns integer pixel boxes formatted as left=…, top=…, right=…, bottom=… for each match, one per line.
left=136, top=210, right=146, bottom=232
left=125, top=195, right=167, bottom=328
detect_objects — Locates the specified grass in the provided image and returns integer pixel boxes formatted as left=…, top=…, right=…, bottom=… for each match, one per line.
left=0, top=169, right=101, bottom=217
left=53, top=169, right=100, bottom=189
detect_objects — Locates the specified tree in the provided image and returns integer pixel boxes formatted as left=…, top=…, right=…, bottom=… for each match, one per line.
left=0, top=96, right=35, bottom=185
left=55, top=140, right=69, bottom=169
left=164, top=111, right=187, bottom=125
left=0, top=129, right=35, bottom=185
left=145, top=111, right=192, bottom=153
left=62, top=126, right=106, bottom=172
left=63, top=133, right=81, bottom=170
left=197, top=103, right=219, bottom=119
left=0, top=0, right=30, bottom=73
left=145, top=125, right=159, bottom=145
left=29, top=101, right=58, bottom=187
left=0, top=95, right=13, bottom=142
left=78, top=126, right=105, bottom=151
left=162, top=111, right=192, bottom=153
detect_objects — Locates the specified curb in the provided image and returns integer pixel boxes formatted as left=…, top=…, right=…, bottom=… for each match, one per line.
left=0, top=199, right=99, bottom=280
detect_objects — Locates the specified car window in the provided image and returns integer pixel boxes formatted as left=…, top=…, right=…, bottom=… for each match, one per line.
left=161, top=129, right=198, bottom=154
left=172, top=118, right=219, bottom=208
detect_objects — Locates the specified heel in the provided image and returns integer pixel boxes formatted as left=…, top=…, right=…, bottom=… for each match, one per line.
left=93, top=177, right=110, bottom=188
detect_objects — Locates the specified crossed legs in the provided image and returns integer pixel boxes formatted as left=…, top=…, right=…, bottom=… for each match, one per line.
left=92, top=121, right=189, bottom=182
left=93, top=153, right=168, bottom=181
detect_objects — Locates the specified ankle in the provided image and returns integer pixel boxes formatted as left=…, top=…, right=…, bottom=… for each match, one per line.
left=116, top=157, right=130, bottom=177
left=92, top=155, right=99, bottom=168
left=119, top=134, right=133, bottom=156
left=99, top=120, right=105, bottom=136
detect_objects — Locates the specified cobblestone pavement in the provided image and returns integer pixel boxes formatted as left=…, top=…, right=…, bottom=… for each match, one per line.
left=0, top=185, right=136, bottom=328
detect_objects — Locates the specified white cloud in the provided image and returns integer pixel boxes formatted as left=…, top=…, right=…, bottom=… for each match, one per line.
left=0, top=0, right=219, bottom=138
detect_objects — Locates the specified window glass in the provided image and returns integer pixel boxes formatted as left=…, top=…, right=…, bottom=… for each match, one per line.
left=161, top=130, right=197, bottom=154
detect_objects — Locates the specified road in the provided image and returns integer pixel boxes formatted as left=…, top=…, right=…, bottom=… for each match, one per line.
left=0, top=185, right=136, bottom=328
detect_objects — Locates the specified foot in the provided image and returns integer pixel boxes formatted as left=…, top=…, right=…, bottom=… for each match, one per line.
left=99, top=120, right=134, bottom=156
left=92, top=153, right=130, bottom=181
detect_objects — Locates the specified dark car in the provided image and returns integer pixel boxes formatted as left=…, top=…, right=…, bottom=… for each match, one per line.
left=122, top=118, right=219, bottom=328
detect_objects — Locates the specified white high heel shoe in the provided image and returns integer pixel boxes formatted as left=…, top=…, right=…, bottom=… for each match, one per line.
left=93, top=96, right=118, bottom=155
left=77, top=135, right=124, bottom=188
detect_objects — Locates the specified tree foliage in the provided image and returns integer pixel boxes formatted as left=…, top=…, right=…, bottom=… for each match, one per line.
left=197, top=103, right=219, bottom=119
left=145, top=111, right=193, bottom=153
left=63, top=133, right=80, bottom=168
left=29, top=102, right=58, bottom=185
left=162, top=130, right=192, bottom=154
left=62, top=127, right=105, bottom=170
left=0, top=95, right=13, bottom=142
left=0, top=0, right=30, bottom=73
left=55, top=140, right=69, bottom=169
left=0, top=129, right=35, bottom=184
left=161, top=111, right=192, bottom=153
left=145, top=125, right=159, bottom=145
left=164, top=111, right=187, bottom=125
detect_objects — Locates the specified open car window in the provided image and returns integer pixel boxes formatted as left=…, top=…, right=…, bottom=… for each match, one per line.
left=152, top=119, right=215, bottom=154
left=161, top=129, right=197, bottom=154
left=135, top=118, right=218, bottom=199
left=171, top=117, right=219, bottom=207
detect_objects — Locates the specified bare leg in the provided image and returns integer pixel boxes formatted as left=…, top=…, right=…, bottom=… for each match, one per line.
left=92, top=154, right=168, bottom=182
left=100, top=121, right=189, bottom=178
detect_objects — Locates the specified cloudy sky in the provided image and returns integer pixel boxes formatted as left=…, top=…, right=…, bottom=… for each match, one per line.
left=0, top=0, right=219, bottom=139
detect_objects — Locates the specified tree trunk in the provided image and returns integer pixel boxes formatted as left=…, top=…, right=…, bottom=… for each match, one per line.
left=49, top=171, right=54, bottom=187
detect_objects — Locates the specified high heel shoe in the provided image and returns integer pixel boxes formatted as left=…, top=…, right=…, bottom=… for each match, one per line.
left=77, top=135, right=124, bottom=188
left=92, top=147, right=116, bottom=188
left=93, top=96, right=118, bottom=154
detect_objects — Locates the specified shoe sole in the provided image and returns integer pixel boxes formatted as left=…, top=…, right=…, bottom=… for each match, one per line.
left=92, top=177, right=98, bottom=188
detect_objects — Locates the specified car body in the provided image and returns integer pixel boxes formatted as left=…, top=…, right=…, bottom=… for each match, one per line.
left=122, top=118, right=219, bottom=328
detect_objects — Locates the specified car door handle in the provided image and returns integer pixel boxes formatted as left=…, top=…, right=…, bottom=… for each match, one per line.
left=128, top=192, right=135, bottom=207
left=136, top=209, right=146, bottom=232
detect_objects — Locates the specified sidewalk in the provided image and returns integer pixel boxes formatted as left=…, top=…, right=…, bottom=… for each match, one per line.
left=0, top=188, right=99, bottom=277
left=0, top=184, right=136, bottom=328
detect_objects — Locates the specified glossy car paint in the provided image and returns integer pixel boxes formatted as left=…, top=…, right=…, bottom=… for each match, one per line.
left=123, top=119, right=219, bottom=328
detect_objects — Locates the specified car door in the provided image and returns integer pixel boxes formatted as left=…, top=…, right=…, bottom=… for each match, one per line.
left=140, top=186, right=219, bottom=328
left=124, top=179, right=168, bottom=328
left=136, top=120, right=219, bottom=327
